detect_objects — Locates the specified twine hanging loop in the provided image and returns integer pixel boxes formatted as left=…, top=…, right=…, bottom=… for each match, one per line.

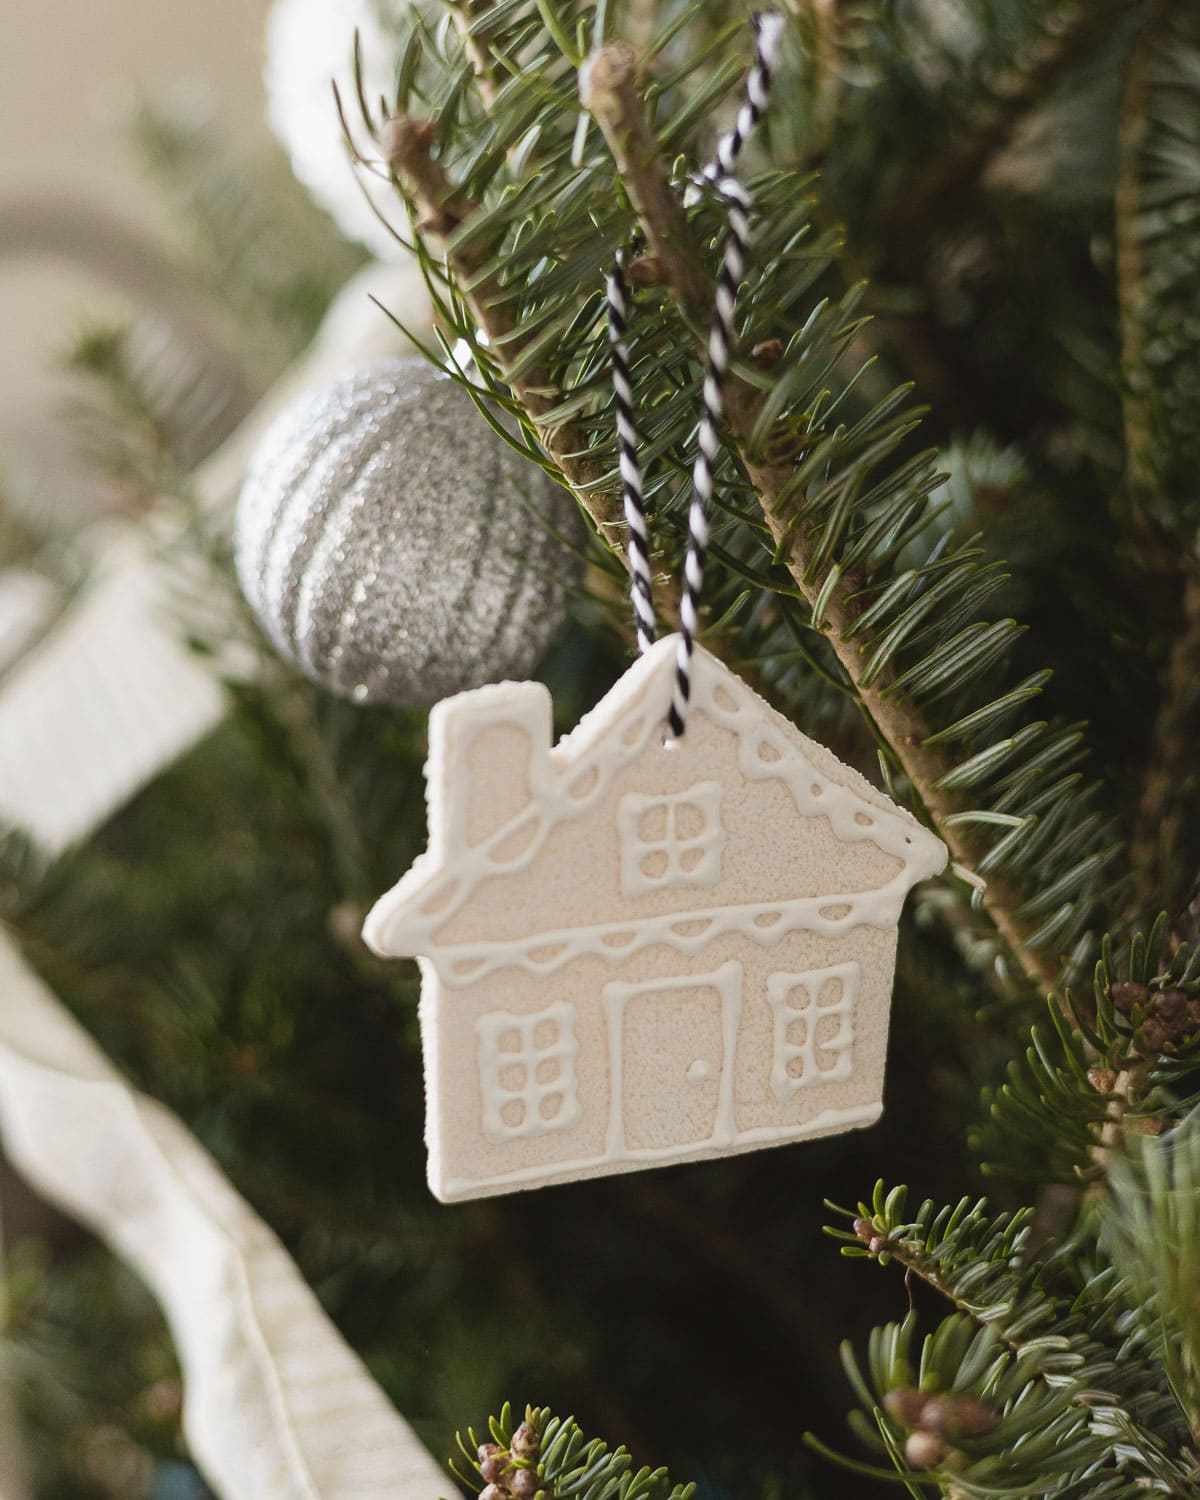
left=605, top=14, right=784, bottom=738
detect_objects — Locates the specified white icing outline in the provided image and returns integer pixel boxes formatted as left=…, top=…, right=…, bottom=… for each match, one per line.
left=768, top=961, right=859, bottom=1100
left=438, top=1100, right=884, bottom=1200
left=475, top=1001, right=580, bottom=1142
left=603, top=960, right=742, bottom=1157
left=618, top=780, right=724, bottom=895
left=363, top=635, right=947, bottom=966
left=438, top=883, right=909, bottom=987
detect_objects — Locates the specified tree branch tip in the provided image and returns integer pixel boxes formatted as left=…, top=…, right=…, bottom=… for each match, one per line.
left=626, top=254, right=668, bottom=289
left=579, top=41, right=639, bottom=109
left=751, top=337, right=787, bottom=368
left=416, top=213, right=460, bottom=236
left=380, top=115, right=438, bottom=170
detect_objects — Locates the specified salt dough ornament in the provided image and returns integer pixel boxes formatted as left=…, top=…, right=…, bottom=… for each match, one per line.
left=363, top=636, right=946, bottom=1201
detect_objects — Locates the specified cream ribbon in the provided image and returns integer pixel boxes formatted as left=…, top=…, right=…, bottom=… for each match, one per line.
left=0, top=932, right=448, bottom=1500
left=0, top=258, right=447, bottom=1497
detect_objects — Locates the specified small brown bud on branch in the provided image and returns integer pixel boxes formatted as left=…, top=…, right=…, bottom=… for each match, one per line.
left=510, top=1470, right=541, bottom=1499
left=852, top=1217, right=892, bottom=1255
left=883, top=1387, right=929, bottom=1427
left=1152, top=988, right=1189, bottom=1024
left=1110, top=980, right=1149, bottom=1015
left=381, top=115, right=437, bottom=168
left=1139, top=1016, right=1171, bottom=1053
left=626, top=255, right=668, bottom=288
left=904, top=1430, right=947, bottom=1469
left=751, top=338, right=786, bottom=368
left=920, top=1393, right=997, bottom=1439
left=480, top=1454, right=509, bottom=1486
left=510, top=1422, right=540, bottom=1460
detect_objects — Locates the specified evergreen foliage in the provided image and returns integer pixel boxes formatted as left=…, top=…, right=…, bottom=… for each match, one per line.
left=454, top=1404, right=694, bottom=1500
left=823, top=1183, right=1192, bottom=1492
left=1107, top=1106, right=1200, bottom=1439
left=348, top=0, right=1134, bottom=996
left=2, top=1239, right=185, bottom=1499
left=130, top=95, right=368, bottom=382
left=4, top=1, right=1200, bottom=1497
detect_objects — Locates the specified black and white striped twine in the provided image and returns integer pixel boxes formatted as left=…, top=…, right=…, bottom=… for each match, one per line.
left=606, top=252, right=656, bottom=657
left=605, top=12, right=784, bottom=739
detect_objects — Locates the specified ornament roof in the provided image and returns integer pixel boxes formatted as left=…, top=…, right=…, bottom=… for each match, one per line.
left=363, top=635, right=946, bottom=967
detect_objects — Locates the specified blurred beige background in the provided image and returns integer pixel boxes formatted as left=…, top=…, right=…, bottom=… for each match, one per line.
left=0, top=0, right=273, bottom=515
left=0, top=10, right=270, bottom=1473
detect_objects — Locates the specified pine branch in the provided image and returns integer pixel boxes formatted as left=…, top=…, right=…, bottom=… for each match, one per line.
left=447, top=0, right=504, bottom=108
left=452, top=1403, right=694, bottom=1500
left=824, top=1185, right=1194, bottom=1492
left=796, top=2, right=1142, bottom=443
left=130, top=97, right=365, bottom=379
left=581, top=43, right=1063, bottom=996
left=1114, top=0, right=1163, bottom=511
left=61, top=315, right=248, bottom=499
left=1107, top=1109, right=1200, bottom=1440
left=975, top=918, right=1200, bottom=1188
left=355, top=3, right=1126, bottom=1002
left=578, top=43, right=710, bottom=312
left=1131, top=575, right=1200, bottom=919
left=901, top=0, right=1130, bottom=222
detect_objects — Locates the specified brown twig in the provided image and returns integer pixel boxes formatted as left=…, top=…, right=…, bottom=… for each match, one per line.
left=446, top=0, right=503, bottom=109
left=742, top=434, right=1055, bottom=995
left=1115, top=1, right=1200, bottom=921
left=577, top=44, right=711, bottom=313
left=581, top=49, right=1060, bottom=997
left=1131, top=574, right=1200, bottom=920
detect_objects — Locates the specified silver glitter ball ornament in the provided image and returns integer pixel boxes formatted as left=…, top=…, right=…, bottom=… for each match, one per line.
left=234, top=358, right=585, bottom=705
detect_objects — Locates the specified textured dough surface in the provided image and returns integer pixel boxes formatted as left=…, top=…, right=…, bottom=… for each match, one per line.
left=364, top=635, right=946, bottom=1200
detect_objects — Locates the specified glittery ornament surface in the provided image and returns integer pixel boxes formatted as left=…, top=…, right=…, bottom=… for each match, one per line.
left=235, top=358, right=585, bottom=705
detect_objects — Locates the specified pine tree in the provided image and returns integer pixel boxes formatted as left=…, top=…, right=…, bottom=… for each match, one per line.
left=4, top=2, right=1200, bottom=1497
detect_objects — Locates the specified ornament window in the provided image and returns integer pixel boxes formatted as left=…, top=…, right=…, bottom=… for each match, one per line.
left=476, top=1001, right=581, bottom=1141
left=618, top=781, right=724, bottom=895
left=767, top=962, right=859, bottom=1101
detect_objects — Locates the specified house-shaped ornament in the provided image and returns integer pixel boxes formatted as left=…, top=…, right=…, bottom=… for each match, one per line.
left=363, top=636, right=946, bottom=1201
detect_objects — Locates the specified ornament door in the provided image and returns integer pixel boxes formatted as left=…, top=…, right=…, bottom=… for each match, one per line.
left=602, top=961, right=742, bottom=1160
